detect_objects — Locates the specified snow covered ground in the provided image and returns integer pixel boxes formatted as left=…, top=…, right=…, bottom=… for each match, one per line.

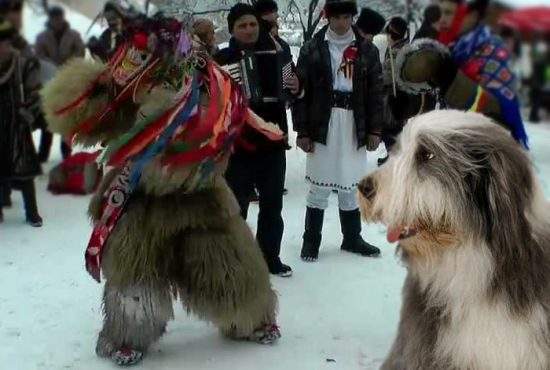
left=1, top=120, right=549, bottom=370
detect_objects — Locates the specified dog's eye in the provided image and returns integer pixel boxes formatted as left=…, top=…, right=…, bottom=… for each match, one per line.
left=416, top=147, right=435, bottom=163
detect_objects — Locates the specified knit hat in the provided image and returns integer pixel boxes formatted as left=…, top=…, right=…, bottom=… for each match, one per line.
left=324, top=0, right=357, bottom=17
left=356, top=7, right=385, bottom=36
left=0, top=17, right=15, bottom=41
left=48, top=5, right=64, bottom=18
left=254, top=0, right=278, bottom=16
left=385, top=16, right=408, bottom=41
left=423, top=4, right=441, bottom=24
left=103, top=1, right=125, bottom=18
left=227, top=3, right=257, bottom=33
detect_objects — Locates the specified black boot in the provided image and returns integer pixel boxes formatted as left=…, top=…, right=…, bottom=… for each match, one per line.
left=0, top=207, right=4, bottom=223
left=267, top=257, right=293, bottom=277
left=377, top=155, right=389, bottom=166
left=300, top=207, right=324, bottom=262
left=0, top=185, right=12, bottom=208
left=21, top=181, right=42, bottom=227
left=339, top=209, right=380, bottom=257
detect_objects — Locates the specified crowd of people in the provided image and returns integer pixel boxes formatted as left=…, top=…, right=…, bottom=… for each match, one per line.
left=0, top=0, right=545, bottom=278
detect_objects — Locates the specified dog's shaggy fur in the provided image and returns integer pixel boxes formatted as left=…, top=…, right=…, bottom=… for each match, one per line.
left=41, top=58, right=278, bottom=359
left=359, top=110, right=550, bottom=370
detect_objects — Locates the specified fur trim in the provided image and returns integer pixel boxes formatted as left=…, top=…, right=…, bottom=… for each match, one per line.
left=395, top=38, right=450, bottom=95
left=41, top=58, right=108, bottom=143
left=97, top=178, right=277, bottom=339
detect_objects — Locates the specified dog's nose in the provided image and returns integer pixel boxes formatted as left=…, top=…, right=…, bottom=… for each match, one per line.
left=358, top=176, right=375, bottom=200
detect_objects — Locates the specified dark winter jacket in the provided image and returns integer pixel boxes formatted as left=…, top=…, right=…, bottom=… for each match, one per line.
left=414, top=23, right=439, bottom=40
left=88, top=28, right=125, bottom=62
left=0, top=51, right=42, bottom=182
left=12, top=33, right=34, bottom=59
left=215, top=31, right=292, bottom=153
left=292, top=26, right=384, bottom=148
left=35, top=22, right=85, bottom=66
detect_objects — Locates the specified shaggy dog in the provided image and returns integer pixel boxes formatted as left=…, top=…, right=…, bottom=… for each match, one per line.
left=358, top=110, right=550, bottom=370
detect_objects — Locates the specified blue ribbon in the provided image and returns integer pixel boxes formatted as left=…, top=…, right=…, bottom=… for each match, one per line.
left=128, top=73, right=200, bottom=189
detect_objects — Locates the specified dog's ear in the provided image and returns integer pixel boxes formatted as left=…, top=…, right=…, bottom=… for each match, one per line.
left=483, top=147, right=532, bottom=246
left=480, top=143, right=545, bottom=314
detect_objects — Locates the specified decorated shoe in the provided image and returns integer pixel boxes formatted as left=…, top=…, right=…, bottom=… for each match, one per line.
left=112, top=347, right=143, bottom=367
left=249, top=323, right=281, bottom=345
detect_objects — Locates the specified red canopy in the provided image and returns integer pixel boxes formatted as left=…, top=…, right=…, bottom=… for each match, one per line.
left=499, top=6, right=550, bottom=35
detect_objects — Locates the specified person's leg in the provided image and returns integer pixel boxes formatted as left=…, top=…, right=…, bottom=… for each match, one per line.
left=176, top=213, right=279, bottom=344
left=0, top=183, right=11, bottom=208
left=529, top=87, right=541, bottom=123
left=225, top=154, right=254, bottom=220
left=96, top=280, right=173, bottom=365
left=61, top=138, right=72, bottom=160
left=3, top=185, right=11, bottom=207
left=338, top=190, right=380, bottom=257
left=38, top=128, right=53, bottom=163
left=0, top=186, right=3, bottom=223
left=255, top=150, right=290, bottom=276
left=301, top=185, right=331, bottom=262
left=19, top=180, right=42, bottom=227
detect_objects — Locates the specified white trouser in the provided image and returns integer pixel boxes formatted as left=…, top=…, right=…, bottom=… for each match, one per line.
left=306, top=184, right=358, bottom=211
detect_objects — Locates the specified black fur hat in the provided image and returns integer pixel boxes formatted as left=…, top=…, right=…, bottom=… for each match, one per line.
left=385, top=16, right=408, bottom=41
left=324, top=0, right=358, bottom=17
left=356, top=7, right=385, bottom=36
left=227, top=3, right=257, bottom=33
left=254, top=0, right=278, bottom=16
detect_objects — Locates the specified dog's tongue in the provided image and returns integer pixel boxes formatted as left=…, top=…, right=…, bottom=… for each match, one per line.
left=387, top=226, right=402, bottom=244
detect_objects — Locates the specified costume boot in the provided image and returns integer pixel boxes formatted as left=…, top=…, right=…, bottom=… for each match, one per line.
left=300, top=207, right=324, bottom=262
left=339, top=209, right=380, bottom=257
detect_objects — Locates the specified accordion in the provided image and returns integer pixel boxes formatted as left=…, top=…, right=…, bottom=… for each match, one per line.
left=221, top=50, right=295, bottom=105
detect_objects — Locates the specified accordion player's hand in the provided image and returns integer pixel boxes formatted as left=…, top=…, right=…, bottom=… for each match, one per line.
left=297, top=136, right=314, bottom=153
left=286, top=73, right=300, bottom=95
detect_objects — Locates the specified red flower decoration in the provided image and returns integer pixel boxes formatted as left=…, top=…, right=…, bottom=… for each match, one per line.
left=343, top=46, right=358, bottom=62
left=133, top=32, right=149, bottom=50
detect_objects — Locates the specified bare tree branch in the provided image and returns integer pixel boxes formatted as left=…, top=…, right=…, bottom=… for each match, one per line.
left=192, top=7, right=233, bottom=16
left=289, top=0, right=306, bottom=38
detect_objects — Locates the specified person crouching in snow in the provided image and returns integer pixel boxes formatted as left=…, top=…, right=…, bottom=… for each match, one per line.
left=292, top=0, right=384, bottom=262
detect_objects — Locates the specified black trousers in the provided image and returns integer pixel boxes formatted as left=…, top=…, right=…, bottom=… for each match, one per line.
left=0, top=180, right=39, bottom=218
left=225, top=149, right=286, bottom=263
left=38, top=128, right=72, bottom=161
left=529, top=87, right=542, bottom=122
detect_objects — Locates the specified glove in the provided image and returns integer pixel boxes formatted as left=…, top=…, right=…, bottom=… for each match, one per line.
left=366, top=134, right=381, bottom=151
left=296, top=136, right=314, bottom=153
